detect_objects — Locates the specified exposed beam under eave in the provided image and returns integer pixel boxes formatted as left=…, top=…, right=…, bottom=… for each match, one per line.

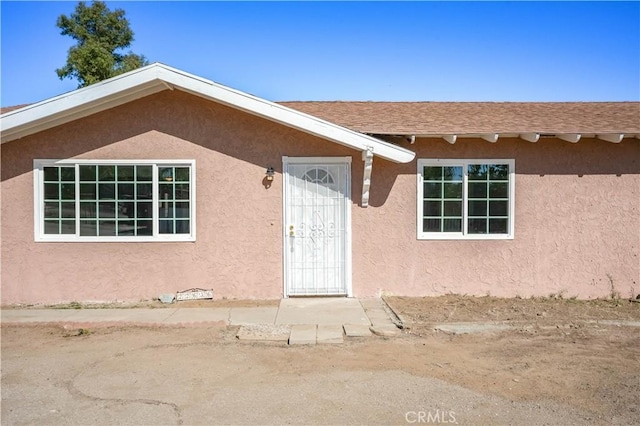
left=160, top=81, right=174, bottom=91
left=480, top=133, right=499, bottom=143
left=520, top=133, right=540, bottom=143
left=376, top=132, right=638, bottom=145
left=597, top=133, right=624, bottom=143
left=442, top=134, right=457, bottom=144
left=361, top=147, right=374, bottom=208
left=557, top=133, right=581, bottom=143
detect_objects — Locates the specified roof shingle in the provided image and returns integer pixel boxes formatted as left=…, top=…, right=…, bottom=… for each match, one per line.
left=4, top=101, right=639, bottom=135
left=0, top=104, right=31, bottom=114
left=278, top=101, right=640, bottom=135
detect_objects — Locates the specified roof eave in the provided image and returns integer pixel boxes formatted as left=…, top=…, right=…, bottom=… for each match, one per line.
left=0, top=63, right=415, bottom=164
left=369, top=132, right=640, bottom=144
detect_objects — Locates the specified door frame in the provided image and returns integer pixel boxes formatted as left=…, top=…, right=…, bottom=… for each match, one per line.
left=282, top=156, right=352, bottom=298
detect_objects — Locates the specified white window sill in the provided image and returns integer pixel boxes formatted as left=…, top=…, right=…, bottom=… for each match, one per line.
left=418, top=233, right=514, bottom=240
left=35, top=235, right=196, bottom=243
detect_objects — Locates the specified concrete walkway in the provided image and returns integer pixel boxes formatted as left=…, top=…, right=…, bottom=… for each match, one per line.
left=0, top=298, right=401, bottom=345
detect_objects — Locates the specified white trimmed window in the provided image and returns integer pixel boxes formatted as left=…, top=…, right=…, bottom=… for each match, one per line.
left=34, top=160, right=196, bottom=242
left=417, top=159, right=514, bottom=240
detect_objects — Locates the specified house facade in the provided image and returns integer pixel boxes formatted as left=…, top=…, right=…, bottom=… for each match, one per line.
left=1, top=64, right=638, bottom=304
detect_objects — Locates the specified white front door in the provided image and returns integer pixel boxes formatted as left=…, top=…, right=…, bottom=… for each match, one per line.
left=283, top=157, right=351, bottom=297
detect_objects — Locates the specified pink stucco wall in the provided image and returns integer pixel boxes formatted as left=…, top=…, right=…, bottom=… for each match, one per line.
left=1, top=90, right=638, bottom=303
left=354, top=137, right=639, bottom=299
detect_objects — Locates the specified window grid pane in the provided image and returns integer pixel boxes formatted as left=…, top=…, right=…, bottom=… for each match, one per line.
left=467, top=164, right=510, bottom=235
left=40, top=162, right=193, bottom=240
left=43, top=166, right=76, bottom=234
left=419, top=160, right=512, bottom=238
left=422, top=166, right=463, bottom=233
left=158, top=167, right=191, bottom=235
left=78, top=164, right=169, bottom=237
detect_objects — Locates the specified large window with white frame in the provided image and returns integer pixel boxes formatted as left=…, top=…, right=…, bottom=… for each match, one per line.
left=34, top=160, right=195, bottom=242
left=417, top=159, right=514, bottom=240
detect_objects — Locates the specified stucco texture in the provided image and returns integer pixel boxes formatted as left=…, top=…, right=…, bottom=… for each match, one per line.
left=1, top=90, right=639, bottom=303
left=355, top=137, right=639, bottom=299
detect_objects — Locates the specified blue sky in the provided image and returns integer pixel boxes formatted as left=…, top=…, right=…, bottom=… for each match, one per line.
left=1, top=1, right=639, bottom=107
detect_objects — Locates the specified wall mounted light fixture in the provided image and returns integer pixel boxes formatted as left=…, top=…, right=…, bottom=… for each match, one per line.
left=266, top=167, right=275, bottom=181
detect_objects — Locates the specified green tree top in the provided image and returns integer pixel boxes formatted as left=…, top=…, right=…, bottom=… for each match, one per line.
left=56, top=1, right=149, bottom=87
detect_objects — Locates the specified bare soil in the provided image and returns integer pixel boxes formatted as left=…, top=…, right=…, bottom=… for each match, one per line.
left=2, top=296, right=639, bottom=425
left=384, top=295, right=640, bottom=424
left=385, top=294, right=640, bottom=325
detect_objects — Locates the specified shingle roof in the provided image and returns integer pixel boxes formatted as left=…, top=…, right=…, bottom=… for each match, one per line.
left=0, top=104, right=31, bottom=114
left=278, top=101, right=640, bottom=135
left=4, top=100, right=639, bottom=135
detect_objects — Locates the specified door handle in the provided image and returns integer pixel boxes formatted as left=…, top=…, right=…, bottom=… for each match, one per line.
left=289, top=225, right=295, bottom=236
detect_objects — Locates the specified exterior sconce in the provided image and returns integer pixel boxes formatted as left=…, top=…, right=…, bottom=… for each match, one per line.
left=266, top=167, right=275, bottom=181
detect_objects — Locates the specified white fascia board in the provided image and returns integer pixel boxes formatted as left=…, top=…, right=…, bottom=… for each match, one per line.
left=1, top=65, right=168, bottom=142
left=1, top=63, right=415, bottom=164
left=2, top=83, right=166, bottom=142
left=153, top=66, right=415, bottom=163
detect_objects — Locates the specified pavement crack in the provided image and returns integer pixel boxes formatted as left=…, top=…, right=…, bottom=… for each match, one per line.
left=66, top=357, right=184, bottom=425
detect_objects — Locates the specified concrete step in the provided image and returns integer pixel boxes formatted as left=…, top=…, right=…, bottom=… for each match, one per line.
left=370, top=324, right=401, bottom=337
left=236, top=322, right=400, bottom=344
left=288, top=324, right=317, bottom=345
left=317, top=325, right=344, bottom=344
left=343, top=324, right=372, bottom=337
left=235, top=324, right=291, bottom=342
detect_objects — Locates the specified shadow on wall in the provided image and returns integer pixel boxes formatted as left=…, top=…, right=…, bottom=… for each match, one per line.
left=2, top=91, right=293, bottom=181
left=363, top=135, right=639, bottom=206
left=2, top=89, right=639, bottom=208
left=391, top=136, right=640, bottom=176
left=0, top=90, right=401, bottom=207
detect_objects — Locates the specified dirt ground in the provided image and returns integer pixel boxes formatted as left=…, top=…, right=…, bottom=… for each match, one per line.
left=2, top=296, right=639, bottom=425
left=385, top=296, right=640, bottom=424
left=385, top=294, right=640, bottom=324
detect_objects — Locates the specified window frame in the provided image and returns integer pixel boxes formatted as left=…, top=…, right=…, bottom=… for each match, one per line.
left=417, top=158, right=515, bottom=240
left=34, top=159, right=196, bottom=242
